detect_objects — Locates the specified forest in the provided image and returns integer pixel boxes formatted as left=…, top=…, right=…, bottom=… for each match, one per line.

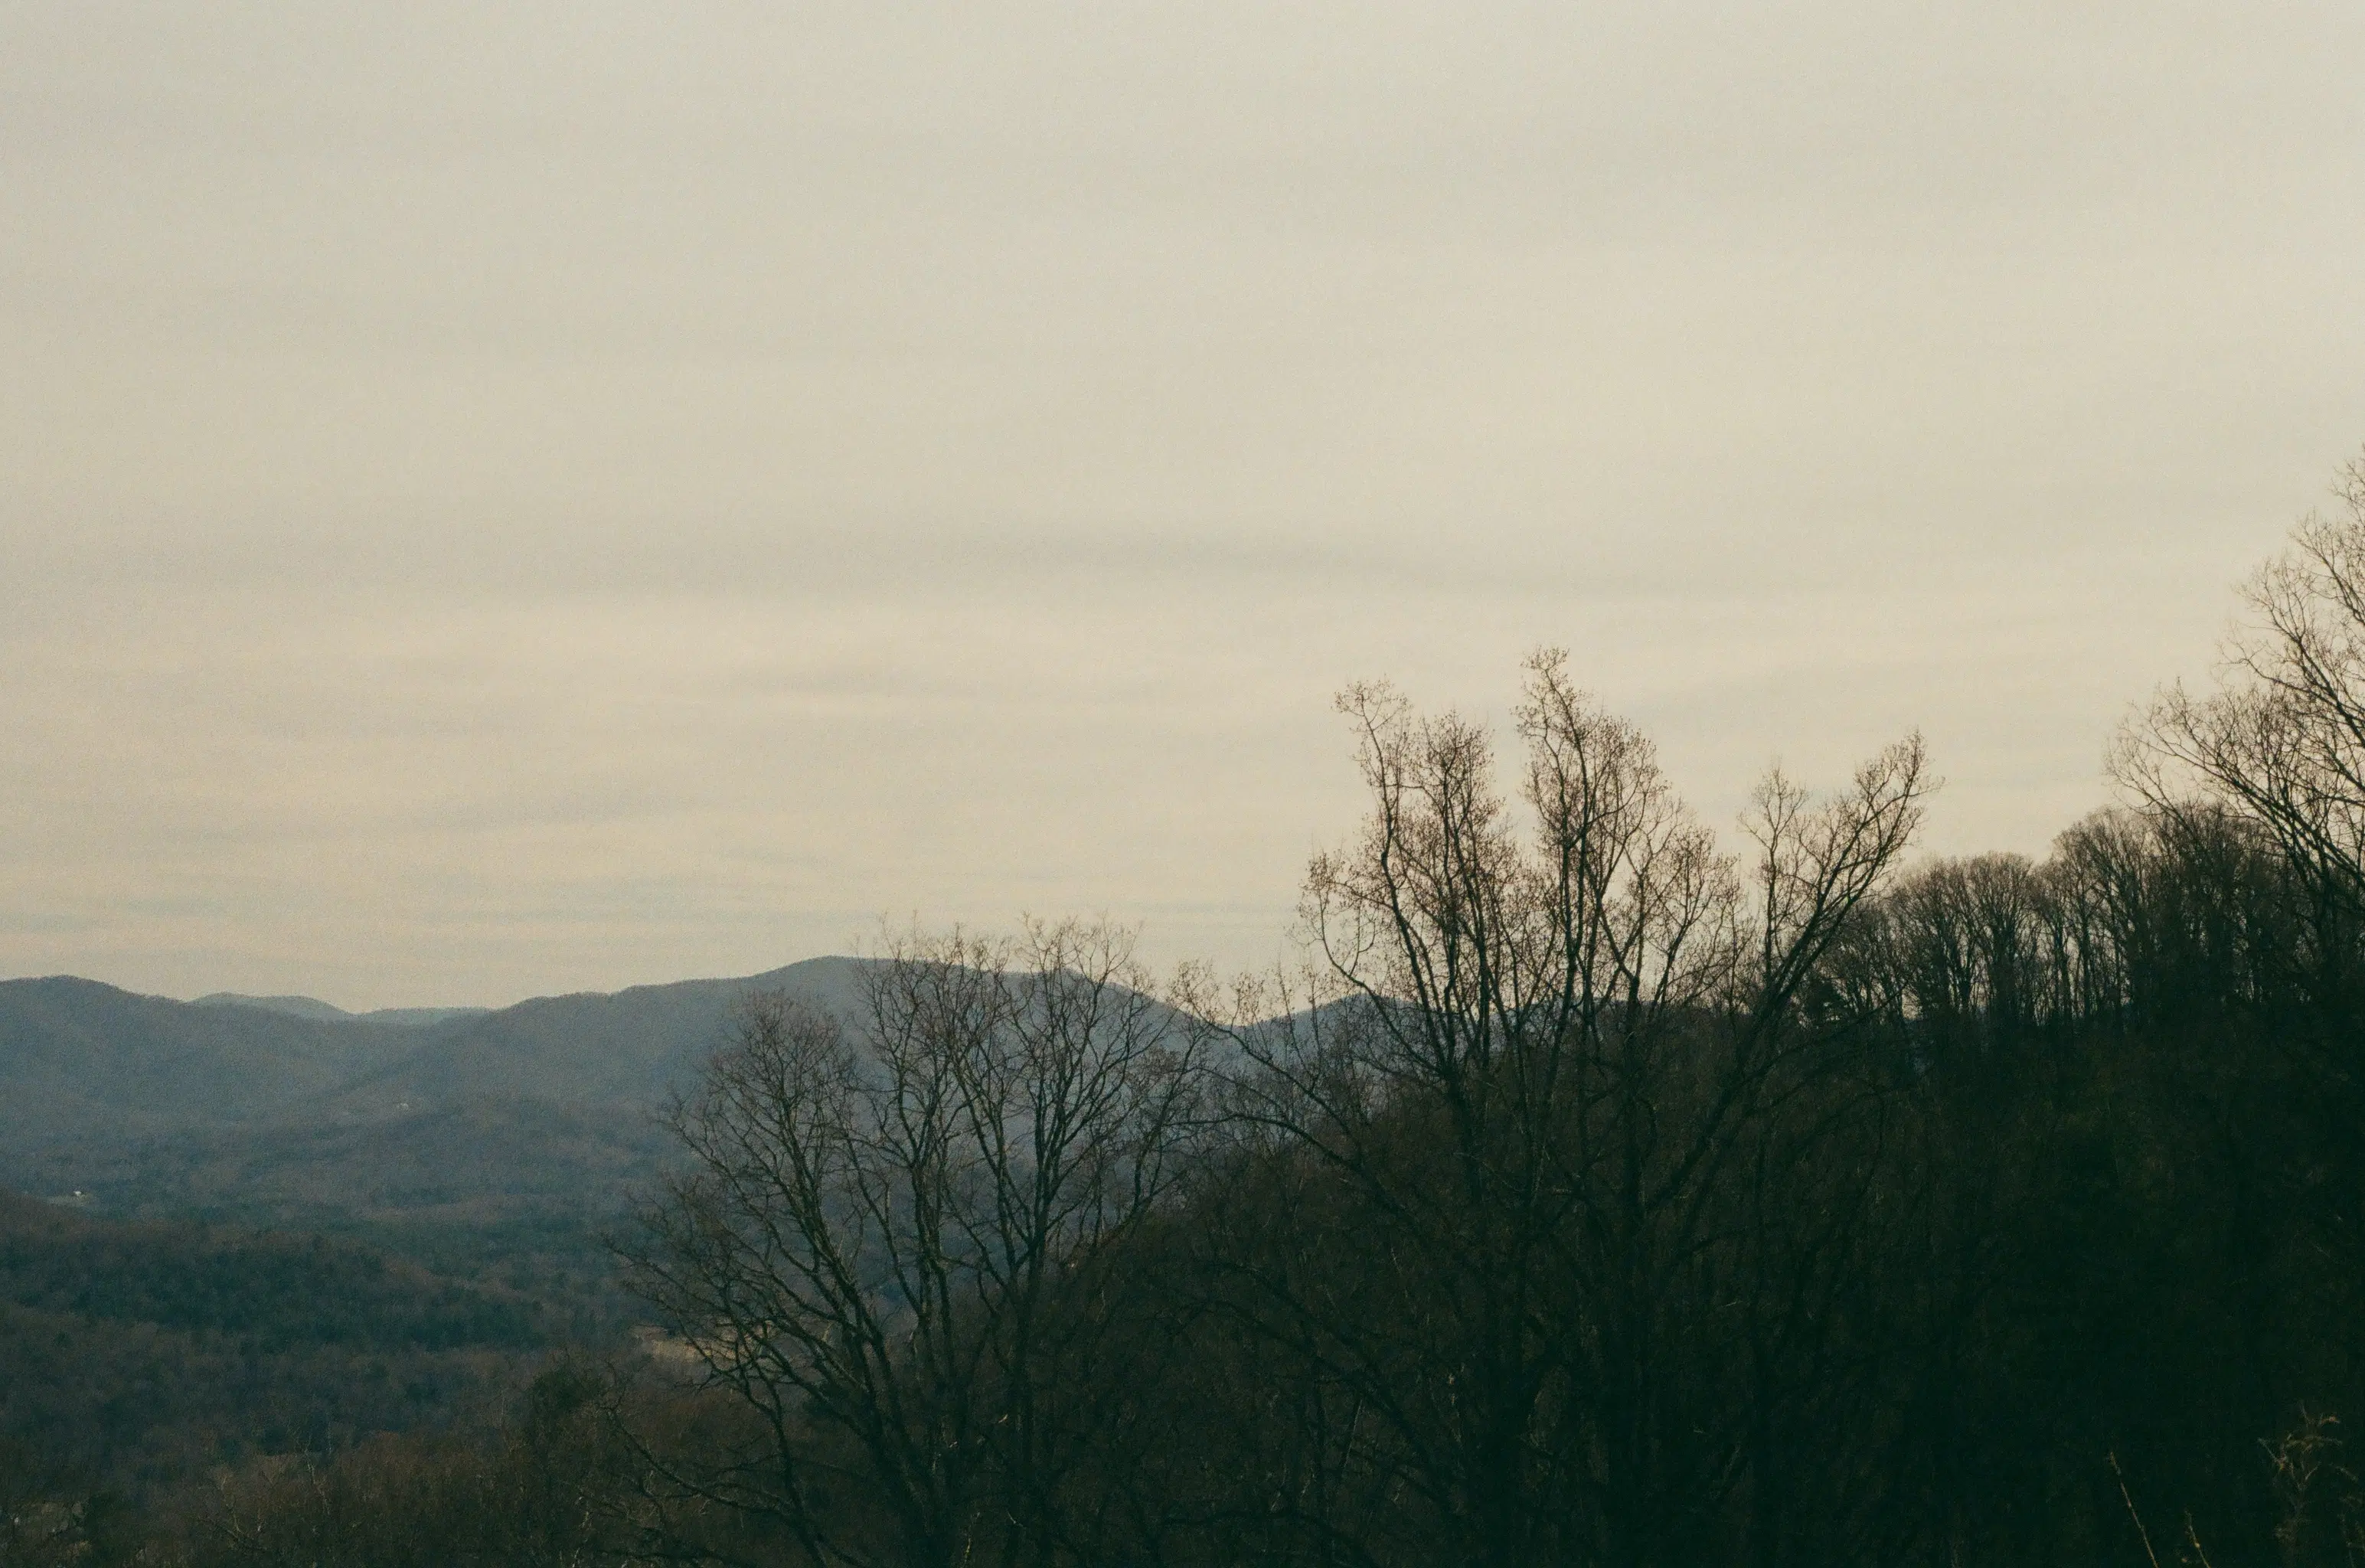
left=11, top=465, right=2365, bottom=1566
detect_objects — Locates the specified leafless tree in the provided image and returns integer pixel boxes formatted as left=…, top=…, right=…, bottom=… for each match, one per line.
left=619, top=920, right=1210, bottom=1568
left=2121, top=452, right=2365, bottom=925
left=1208, top=650, right=1931, bottom=1567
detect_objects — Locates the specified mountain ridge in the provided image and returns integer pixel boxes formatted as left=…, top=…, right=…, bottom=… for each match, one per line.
left=193, top=992, right=493, bottom=1028
left=0, top=959, right=885, bottom=1267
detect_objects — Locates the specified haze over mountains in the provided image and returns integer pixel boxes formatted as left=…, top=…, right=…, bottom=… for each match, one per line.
left=0, top=958, right=880, bottom=1277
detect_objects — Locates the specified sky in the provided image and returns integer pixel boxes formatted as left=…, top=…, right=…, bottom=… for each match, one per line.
left=5, top=3, right=2363, bottom=1009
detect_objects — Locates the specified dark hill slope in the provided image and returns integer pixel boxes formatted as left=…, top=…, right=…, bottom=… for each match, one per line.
left=68, top=1094, right=671, bottom=1239
left=0, top=1187, right=537, bottom=1350
left=0, top=960, right=880, bottom=1139
left=0, top=1188, right=542, bottom=1499
left=0, top=977, right=410, bottom=1143
left=0, top=960, right=887, bottom=1282
left=317, top=956, right=880, bottom=1114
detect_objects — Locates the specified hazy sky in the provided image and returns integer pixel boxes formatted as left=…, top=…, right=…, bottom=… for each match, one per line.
left=5, top=3, right=2362, bottom=1008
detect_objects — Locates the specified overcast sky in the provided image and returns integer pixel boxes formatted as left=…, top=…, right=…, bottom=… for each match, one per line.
left=5, top=3, right=2362, bottom=1008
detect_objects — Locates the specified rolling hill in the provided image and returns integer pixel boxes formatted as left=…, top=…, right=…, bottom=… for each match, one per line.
left=0, top=959, right=884, bottom=1280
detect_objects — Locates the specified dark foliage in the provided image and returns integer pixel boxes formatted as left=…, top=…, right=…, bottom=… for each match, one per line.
left=0, top=1193, right=541, bottom=1351
left=0, top=1194, right=552, bottom=1558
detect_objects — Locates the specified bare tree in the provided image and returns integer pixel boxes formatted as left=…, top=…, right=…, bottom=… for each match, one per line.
left=2122, top=452, right=2365, bottom=928
left=619, top=920, right=1209, bottom=1568
left=1210, top=651, right=1931, bottom=1567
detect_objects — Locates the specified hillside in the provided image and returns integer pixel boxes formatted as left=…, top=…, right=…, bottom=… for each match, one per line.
left=0, top=1188, right=544, bottom=1501
left=0, top=959, right=884, bottom=1284
left=0, top=978, right=409, bottom=1143
left=0, top=1188, right=539, bottom=1351
left=312, top=957, right=879, bottom=1114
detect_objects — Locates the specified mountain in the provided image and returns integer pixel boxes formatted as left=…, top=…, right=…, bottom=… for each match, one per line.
left=0, top=960, right=885, bottom=1282
left=0, top=959, right=878, bottom=1142
left=194, top=993, right=492, bottom=1028
left=317, top=958, right=879, bottom=1115
left=0, top=976, right=409, bottom=1144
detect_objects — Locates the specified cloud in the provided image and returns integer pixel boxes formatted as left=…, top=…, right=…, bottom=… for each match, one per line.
left=3, top=1, right=2360, bottom=1004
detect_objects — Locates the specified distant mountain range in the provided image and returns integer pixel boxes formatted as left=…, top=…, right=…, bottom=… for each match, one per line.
left=1, top=959, right=877, bottom=1136
left=0, top=959, right=882, bottom=1274
left=192, top=992, right=493, bottom=1028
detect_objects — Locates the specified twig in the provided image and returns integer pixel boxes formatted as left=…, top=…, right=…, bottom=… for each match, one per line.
left=2109, top=1451, right=2162, bottom=1568
left=2181, top=1511, right=2216, bottom=1568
